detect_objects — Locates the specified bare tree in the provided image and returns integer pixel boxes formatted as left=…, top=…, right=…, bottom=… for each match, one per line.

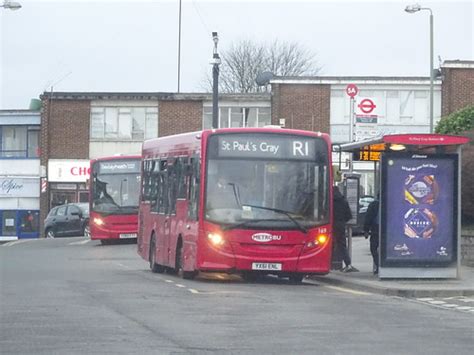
left=203, top=39, right=321, bottom=93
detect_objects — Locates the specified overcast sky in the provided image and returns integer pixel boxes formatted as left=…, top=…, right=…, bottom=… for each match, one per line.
left=0, top=0, right=472, bottom=109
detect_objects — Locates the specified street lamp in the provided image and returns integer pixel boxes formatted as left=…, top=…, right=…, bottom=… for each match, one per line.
left=177, top=0, right=182, bottom=93
left=405, top=3, right=434, bottom=133
left=0, top=1, right=22, bottom=10
left=210, top=32, right=221, bottom=129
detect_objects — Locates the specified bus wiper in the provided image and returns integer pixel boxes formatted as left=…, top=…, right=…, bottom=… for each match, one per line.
left=241, top=204, right=307, bottom=233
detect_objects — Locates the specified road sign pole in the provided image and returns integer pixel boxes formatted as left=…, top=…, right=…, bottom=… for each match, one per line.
left=352, top=97, right=356, bottom=142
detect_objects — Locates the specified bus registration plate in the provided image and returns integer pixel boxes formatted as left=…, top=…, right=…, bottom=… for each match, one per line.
left=119, top=233, right=137, bottom=239
left=252, top=262, right=282, bottom=271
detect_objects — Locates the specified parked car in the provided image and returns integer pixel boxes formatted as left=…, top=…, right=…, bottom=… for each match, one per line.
left=44, top=203, right=89, bottom=238
left=352, top=195, right=375, bottom=235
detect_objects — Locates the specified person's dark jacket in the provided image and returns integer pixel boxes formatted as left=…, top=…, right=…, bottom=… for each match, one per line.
left=363, top=199, right=379, bottom=236
left=333, top=186, right=352, bottom=237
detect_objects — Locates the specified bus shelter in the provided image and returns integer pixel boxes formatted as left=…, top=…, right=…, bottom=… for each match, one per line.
left=334, top=134, right=469, bottom=279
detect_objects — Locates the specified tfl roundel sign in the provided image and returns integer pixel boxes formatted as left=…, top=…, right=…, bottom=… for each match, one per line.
left=358, top=98, right=376, bottom=114
left=346, top=84, right=359, bottom=98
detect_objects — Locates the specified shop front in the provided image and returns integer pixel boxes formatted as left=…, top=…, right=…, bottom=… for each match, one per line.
left=48, top=160, right=90, bottom=209
left=0, top=176, right=40, bottom=241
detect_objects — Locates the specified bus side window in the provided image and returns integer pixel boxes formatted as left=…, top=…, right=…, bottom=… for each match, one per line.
left=150, top=160, right=160, bottom=212
left=158, top=160, right=168, bottom=214
left=187, top=157, right=200, bottom=220
left=142, top=160, right=152, bottom=202
left=176, top=157, right=187, bottom=199
left=167, top=160, right=178, bottom=215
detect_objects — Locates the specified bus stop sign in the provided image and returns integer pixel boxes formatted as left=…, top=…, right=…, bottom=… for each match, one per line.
left=346, top=84, right=359, bottom=98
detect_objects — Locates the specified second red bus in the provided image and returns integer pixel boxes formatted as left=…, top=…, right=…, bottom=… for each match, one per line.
left=89, top=155, right=141, bottom=244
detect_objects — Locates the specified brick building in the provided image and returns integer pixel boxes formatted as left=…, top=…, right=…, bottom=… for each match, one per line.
left=36, top=60, right=474, bottom=235
left=440, top=60, right=474, bottom=220
left=441, top=60, right=474, bottom=116
left=39, top=92, right=271, bottom=231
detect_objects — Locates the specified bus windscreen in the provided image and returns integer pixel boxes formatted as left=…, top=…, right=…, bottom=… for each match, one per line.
left=206, top=133, right=330, bottom=228
left=92, top=160, right=141, bottom=215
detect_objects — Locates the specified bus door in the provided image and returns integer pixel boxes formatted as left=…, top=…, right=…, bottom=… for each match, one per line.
left=164, top=159, right=180, bottom=267
left=154, top=159, right=173, bottom=266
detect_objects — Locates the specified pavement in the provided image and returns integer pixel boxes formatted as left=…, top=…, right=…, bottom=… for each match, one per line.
left=309, top=237, right=474, bottom=297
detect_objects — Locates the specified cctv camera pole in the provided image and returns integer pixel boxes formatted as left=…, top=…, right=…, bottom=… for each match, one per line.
left=211, top=32, right=221, bottom=129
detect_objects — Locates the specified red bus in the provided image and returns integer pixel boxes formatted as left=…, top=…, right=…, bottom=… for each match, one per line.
left=137, top=128, right=333, bottom=283
left=89, top=155, right=141, bottom=244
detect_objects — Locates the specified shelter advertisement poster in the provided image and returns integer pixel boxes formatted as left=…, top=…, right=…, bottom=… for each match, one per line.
left=381, top=154, right=458, bottom=266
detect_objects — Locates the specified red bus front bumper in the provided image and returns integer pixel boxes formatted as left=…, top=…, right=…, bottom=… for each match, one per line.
left=89, top=213, right=138, bottom=240
left=197, top=223, right=332, bottom=275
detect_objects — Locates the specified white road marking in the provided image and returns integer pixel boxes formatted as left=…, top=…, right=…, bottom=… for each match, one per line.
left=116, top=263, right=132, bottom=269
left=68, top=239, right=91, bottom=245
left=414, top=297, right=474, bottom=314
left=176, top=284, right=186, bottom=288
left=188, top=289, right=199, bottom=294
left=323, top=285, right=371, bottom=296
left=456, top=306, right=474, bottom=311
left=165, top=280, right=174, bottom=283
left=428, top=300, right=446, bottom=305
left=4, top=240, right=32, bottom=247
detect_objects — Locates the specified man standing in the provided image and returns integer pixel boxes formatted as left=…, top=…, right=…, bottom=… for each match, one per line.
left=364, top=195, right=380, bottom=274
left=333, top=185, right=358, bottom=272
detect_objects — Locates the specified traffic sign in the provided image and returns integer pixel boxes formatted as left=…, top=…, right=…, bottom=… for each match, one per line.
left=345, top=84, right=358, bottom=98
left=358, top=98, right=376, bottom=114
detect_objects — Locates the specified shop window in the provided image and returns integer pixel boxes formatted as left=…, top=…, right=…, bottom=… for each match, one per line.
left=19, top=211, right=39, bottom=234
left=1, top=211, right=16, bottom=236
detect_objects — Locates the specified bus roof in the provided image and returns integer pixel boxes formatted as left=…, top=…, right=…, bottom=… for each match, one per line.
left=90, top=155, right=142, bottom=164
left=142, top=127, right=330, bottom=155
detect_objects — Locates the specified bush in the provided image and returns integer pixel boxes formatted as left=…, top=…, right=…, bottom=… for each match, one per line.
left=436, top=105, right=474, bottom=134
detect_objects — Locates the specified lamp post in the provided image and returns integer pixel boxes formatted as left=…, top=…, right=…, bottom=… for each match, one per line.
left=0, top=1, right=22, bottom=10
left=177, top=0, right=182, bottom=93
left=405, top=3, right=434, bottom=133
left=210, top=32, right=221, bottom=129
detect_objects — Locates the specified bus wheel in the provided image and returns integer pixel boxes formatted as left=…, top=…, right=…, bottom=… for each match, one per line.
left=241, top=271, right=258, bottom=283
left=149, top=235, right=165, bottom=273
left=289, top=274, right=304, bottom=284
left=176, top=242, right=196, bottom=280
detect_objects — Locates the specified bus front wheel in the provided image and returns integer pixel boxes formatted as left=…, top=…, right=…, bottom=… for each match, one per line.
left=149, top=235, right=165, bottom=273
left=289, top=274, right=304, bottom=284
left=176, top=241, right=197, bottom=280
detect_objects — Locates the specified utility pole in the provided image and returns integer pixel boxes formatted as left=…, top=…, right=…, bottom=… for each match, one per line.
left=211, top=32, right=221, bottom=129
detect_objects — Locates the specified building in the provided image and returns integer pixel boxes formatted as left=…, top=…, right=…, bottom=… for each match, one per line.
left=271, top=76, right=442, bottom=195
left=39, top=92, right=271, bottom=232
left=36, top=60, right=474, bottom=235
left=0, top=110, right=41, bottom=241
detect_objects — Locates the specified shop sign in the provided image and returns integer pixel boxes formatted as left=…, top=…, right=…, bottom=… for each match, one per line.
left=0, top=177, right=40, bottom=197
left=48, top=160, right=90, bottom=182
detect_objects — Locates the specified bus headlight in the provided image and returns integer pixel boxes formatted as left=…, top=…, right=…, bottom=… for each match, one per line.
left=306, top=234, right=329, bottom=248
left=208, top=233, right=224, bottom=246
left=93, top=217, right=104, bottom=226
